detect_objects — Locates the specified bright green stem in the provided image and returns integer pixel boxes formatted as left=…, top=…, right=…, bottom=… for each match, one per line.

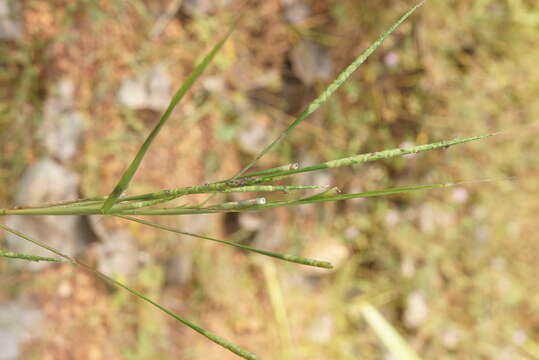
left=118, top=215, right=333, bottom=269
left=0, top=249, right=64, bottom=263
left=101, top=18, right=240, bottom=213
left=0, top=133, right=491, bottom=216
left=252, top=134, right=497, bottom=182
left=0, top=222, right=259, bottom=360
left=120, top=182, right=454, bottom=215
left=83, top=264, right=260, bottom=360
left=230, top=1, right=426, bottom=180
left=104, top=133, right=494, bottom=208
left=0, top=223, right=75, bottom=262
left=1, top=181, right=461, bottom=216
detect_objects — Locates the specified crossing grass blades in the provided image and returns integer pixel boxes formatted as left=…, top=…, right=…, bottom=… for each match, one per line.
left=0, top=2, right=497, bottom=359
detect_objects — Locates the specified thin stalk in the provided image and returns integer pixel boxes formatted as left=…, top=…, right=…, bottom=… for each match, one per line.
left=0, top=223, right=259, bottom=360
left=229, top=1, right=426, bottom=179
left=118, top=215, right=333, bottom=269
left=101, top=17, right=241, bottom=213
left=0, top=249, right=64, bottom=263
left=119, top=182, right=456, bottom=215
left=1, top=134, right=494, bottom=216
left=1, top=181, right=488, bottom=217
left=199, top=1, right=425, bottom=207
left=246, top=134, right=497, bottom=182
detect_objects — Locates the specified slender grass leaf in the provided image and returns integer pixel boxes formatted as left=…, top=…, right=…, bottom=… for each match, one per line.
left=101, top=18, right=240, bottom=213
left=2, top=178, right=505, bottom=217
left=247, top=133, right=498, bottom=182
left=230, top=1, right=425, bottom=179
left=0, top=133, right=494, bottom=217
left=0, top=249, right=64, bottom=263
left=121, top=132, right=491, bottom=208
left=118, top=215, right=333, bottom=269
left=0, top=223, right=75, bottom=262
left=0, top=223, right=259, bottom=360
left=117, top=182, right=455, bottom=215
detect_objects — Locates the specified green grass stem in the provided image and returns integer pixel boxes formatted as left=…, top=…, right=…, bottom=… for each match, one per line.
left=118, top=215, right=333, bottom=269
left=0, top=249, right=64, bottom=263
left=229, top=1, right=426, bottom=180
left=0, top=222, right=259, bottom=360
left=101, top=18, right=240, bottom=213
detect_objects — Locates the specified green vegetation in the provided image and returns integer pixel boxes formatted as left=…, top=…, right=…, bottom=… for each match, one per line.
left=1, top=0, right=537, bottom=359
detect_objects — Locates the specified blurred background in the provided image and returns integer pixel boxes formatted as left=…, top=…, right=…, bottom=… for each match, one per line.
left=1, top=0, right=539, bottom=359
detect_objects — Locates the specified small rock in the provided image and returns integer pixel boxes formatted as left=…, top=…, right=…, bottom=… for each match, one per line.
left=202, top=76, right=226, bottom=92
left=118, top=64, right=172, bottom=111
left=147, top=65, right=173, bottom=110
left=95, top=229, right=140, bottom=278
left=0, top=331, right=19, bottom=360
left=306, top=313, right=335, bottom=344
left=238, top=212, right=265, bottom=232
left=237, top=114, right=272, bottom=155
left=5, top=159, right=88, bottom=270
left=385, top=209, right=401, bottom=227
left=451, top=187, right=469, bottom=204
left=40, top=110, right=83, bottom=162
left=404, top=290, right=429, bottom=328
left=252, top=221, right=285, bottom=251
left=182, top=0, right=215, bottom=16
left=0, top=298, right=43, bottom=360
left=290, top=40, right=333, bottom=85
left=384, top=51, right=400, bottom=68
left=118, top=77, right=147, bottom=109
left=0, top=0, right=22, bottom=41
left=165, top=254, right=193, bottom=286
left=181, top=0, right=237, bottom=16
left=512, top=330, right=528, bottom=346
left=38, top=78, right=83, bottom=162
left=282, top=0, right=311, bottom=25
left=442, top=328, right=462, bottom=350
left=343, top=226, right=360, bottom=241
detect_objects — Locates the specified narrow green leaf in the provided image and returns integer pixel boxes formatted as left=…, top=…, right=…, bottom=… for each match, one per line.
left=85, top=266, right=260, bottom=360
left=230, top=1, right=425, bottom=179
left=1, top=133, right=494, bottom=217
left=250, top=133, right=498, bottom=182
left=360, top=302, right=423, bottom=360
left=0, top=222, right=259, bottom=360
left=0, top=249, right=64, bottom=263
left=0, top=223, right=74, bottom=262
left=118, top=182, right=454, bottom=215
left=118, top=215, right=333, bottom=269
left=101, top=19, right=239, bottom=213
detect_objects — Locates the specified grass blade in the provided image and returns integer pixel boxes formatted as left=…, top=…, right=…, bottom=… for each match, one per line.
left=117, top=215, right=333, bottom=269
left=0, top=249, right=64, bottom=263
left=230, top=1, right=425, bottom=179
left=0, top=223, right=259, bottom=360
left=1, top=134, right=494, bottom=217
left=101, top=18, right=240, bottom=213
left=117, top=182, right=456, bottom=215
left=360, top=302, right=423, bottom=360
left=243, top=133, right=497, bottom=182
left=2, top=179, right=499, bottom=217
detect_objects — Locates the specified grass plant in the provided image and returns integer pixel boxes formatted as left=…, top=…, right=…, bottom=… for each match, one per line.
left=0, top=2, right=498, bottom=358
